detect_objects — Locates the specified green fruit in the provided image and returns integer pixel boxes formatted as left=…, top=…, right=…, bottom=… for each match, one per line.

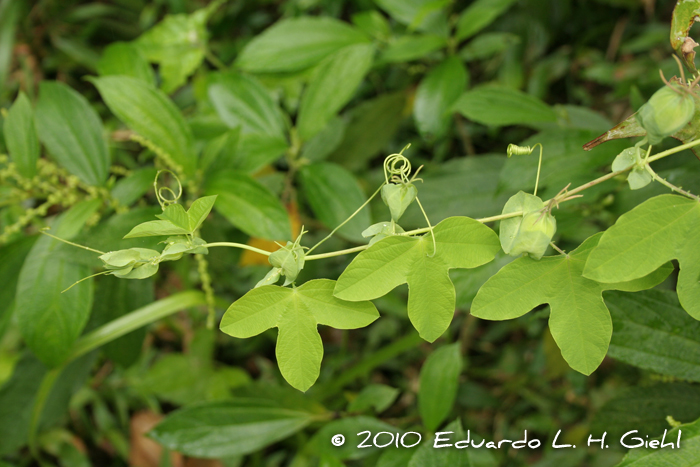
left=627, top=166, right=652, bottom=190
left=636, top=84, right=695, bottom=145
left=269, top=241, right=305, bottom=285
left=381, top=183, right=417, bottom=222
left=499, top=191, right=556, bottom=260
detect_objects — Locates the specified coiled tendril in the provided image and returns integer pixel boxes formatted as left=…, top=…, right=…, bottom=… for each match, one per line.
left=384, top=152, right=412, bottom=184
left=154, top=169, right=183, bottom=210
left=507, top=143, right=543, bottom=197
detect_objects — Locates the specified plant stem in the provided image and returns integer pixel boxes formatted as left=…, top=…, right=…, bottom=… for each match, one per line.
left=306, top=183, right=385, bottom=255
left=203, top=242, right=272, bottom=256
left=306, top=245, right=367, bottom=261
left=28, top=367, right=62, bottom=458
left=645, top=164, right=700, bottom=200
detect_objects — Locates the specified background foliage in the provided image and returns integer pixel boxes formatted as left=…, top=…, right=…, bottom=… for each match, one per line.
left=1, top=0, right=699, bottom=466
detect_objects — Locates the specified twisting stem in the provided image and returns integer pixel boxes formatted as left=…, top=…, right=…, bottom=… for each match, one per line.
left=533, top=143, right=543, bottom=197
left=415, top=196, right=436, bottom=256
left=306, top=183, right=385, bottom=255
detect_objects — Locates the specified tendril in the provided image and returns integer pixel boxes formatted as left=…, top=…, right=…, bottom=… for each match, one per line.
left=383, top=144, right=412, bottom=184
left=507, top=143, right=544, bottom=197
left=154, top=169, right=183, bottom=210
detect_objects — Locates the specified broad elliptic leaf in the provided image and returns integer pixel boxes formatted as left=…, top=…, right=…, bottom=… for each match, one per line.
left=309, top=416, right=401, bottom=461
left=149, top=400, right=314, bottom=458
left=96, top=42, right=155, bottom=85
left=220, top=279, right=379, bottom=391
left=472, top=233, right=672, bottom=375
left=670, top=0, right=700, bottom=74
left=407, top=419, right=497, bottom=467
left=455, top=0, right=518, bottom=41
left=15, top=200, right=101, bottom=367
left=236, top=17, right=369, bottom=73
left=90, top=76, right=196, bottom=175
left=374, top=0, right=449, bottom=36
left=297, top=43, right=375, bottom=141
left=452, top=85, right=557, bottom=128
left=418, top=343, right=462, bottom=431
left=205, top=170, right=290, bottom=240
left=299, top=162, right=370, bottom=242
left=335, top=217, right=500, bottom=342
left=347, top=384, right=399, bottom=413
left=35, top=82, right=110, bottom=186
left=614, top=416, right=700, bottom=467
left=414, top=56, right=467, bottom=140
left=379, top=34, right=447, bottom=63
left=3, top=92, right=39, bottom=178
left=584, top=195, right=700, bottom=320
left=208, top=72, right=287, bottom=137
left=605, top=290, right=700, bottom=382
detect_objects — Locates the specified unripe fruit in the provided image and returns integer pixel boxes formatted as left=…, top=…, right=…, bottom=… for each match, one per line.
left=636, top=84, right=695, bottom=145
left=381, top=183, right=417, bottom=222
left=500, top=191, right=557, bottom=260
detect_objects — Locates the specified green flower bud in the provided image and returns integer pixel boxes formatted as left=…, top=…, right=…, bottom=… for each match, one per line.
left=269, top=241, right=305, bottom=286
left=627, top=166, right=652, bottom=190
left=361, top=221, right=406, bottom=246
left=636, top=84, right=695, bottom=145
left=500, top=191, right=556, bottom=260
left=381, top=183, right=417, bottom=222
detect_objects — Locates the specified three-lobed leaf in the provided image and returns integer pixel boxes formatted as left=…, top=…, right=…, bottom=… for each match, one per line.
left=472, top=233, right=672, bottom=375
left=334, top=217, right=500, bottom=342
left=220, top=279, right=379, bottom=391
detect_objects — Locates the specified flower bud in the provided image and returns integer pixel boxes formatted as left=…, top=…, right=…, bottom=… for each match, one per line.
left=381, top=183, right=417, bottom=222
left=636, top=84, right=695, bottom=145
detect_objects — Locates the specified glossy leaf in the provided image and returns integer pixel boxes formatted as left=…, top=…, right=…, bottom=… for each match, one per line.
left=15, top=200, right=101, bottom=367
left=205, top=170, right=290, bottom=240
left=584, top=195, right=700, bottom=320
left=418, top=343, right=462, bottom=431
left=472, top=233, right=672, bottom=375
left=149, top=399, right=313, bottom=458
left=220, top=279, right=379, bottom=391
left=414, top=56, right=467, bottom=140
left=236, top=17, right=369, bottom=73
left=90, top=76, right=196, bottom=175
left=456, top=0, right=518, bottom=41
left=35, top=82, right=110, bottom=186
left=96, top=42, right=155, bottom=85
left=335, top=217, right=500, bottom=342
left=297, top=43, right=375, bottom=140
left=3, top=92, right=39, bottom=178
left=208, top=72, right=287, bottom=137
left=299, top=162, right=370, bottom=242
left=452, top=85, right=557, bottom=127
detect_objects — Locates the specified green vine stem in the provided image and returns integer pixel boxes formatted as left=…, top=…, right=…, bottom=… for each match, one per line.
left=28, top=291, right=207, bottom=457
left=645, top=163, right=700, bottom=200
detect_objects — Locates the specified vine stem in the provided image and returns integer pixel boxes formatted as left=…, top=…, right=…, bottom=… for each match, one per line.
left=306, top=182, right=385, bottom=255
left=209, top=139, right=700, bottom=261
left=203, top=242, right=272, bottom=256
left=645, top=164, right=700, bottom=200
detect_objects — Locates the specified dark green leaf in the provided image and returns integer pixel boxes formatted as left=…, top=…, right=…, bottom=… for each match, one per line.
left=414, top=56, right=467, bottom=140
left=3, top=92, right=39, bottom=178
left=149, top=400, right=313, bottom=458
left=375, top=0, right=449, bottom=36
left=613, top=416, right=700, bottom=466
left=35, top=82, right=110, bottom=186
left=298, top=43, right=375, bottom=140
left=456, top=0, right=518, bottom=41
left=90, top=76, right=196, bottom=175
left=452, top=85, right=557, bottom=128
left=379, top=35, right=447, bottom=63
left=15, top=200, right=101, bottom=366
left=347, top=384, right=399, bottom=413
left=205, top=170, right=290, bottom=240
left=96, top=42, right=155, bottom=85
left=236, top=17, right=369, bottom=73
left=418, top=343, right=462, bottom=431
left=299, top=162, right=371, bottom=242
